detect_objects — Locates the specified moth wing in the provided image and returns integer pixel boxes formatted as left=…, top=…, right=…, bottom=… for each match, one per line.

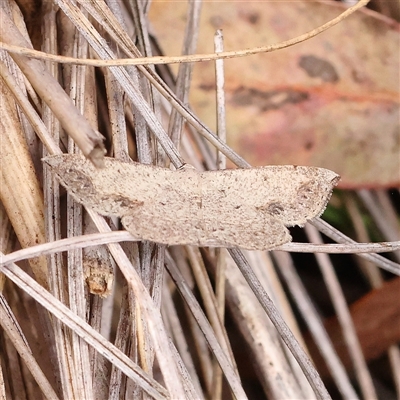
left=43, top=154, right=178, bottom=216
left=198, top=214, right=291, bottom=250
left=122, top=211, right=290, bottom=250
left=121, top=166, right=202, bottom=245
left=44, top=155, right=339, bottom=250
left=122, top=210, right=201, bottom=246
left=201, top=166, right=339, bottom=227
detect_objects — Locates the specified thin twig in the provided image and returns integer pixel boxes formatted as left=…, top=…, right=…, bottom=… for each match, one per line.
left=0, top=254, right=170, bottom=400
left=311, top=218, right=400, bottom=276
left=228, top=248, right=332, bottom=400
left=1, top=232, right=400, bottom=269
left=272, top=251, right=359, bottom=399
left=165, top=252, right=248, bottom=400
left=0, top=0, right=370, bottom=67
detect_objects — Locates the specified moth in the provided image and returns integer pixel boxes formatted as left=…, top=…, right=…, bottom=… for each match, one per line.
left=43, top=155, right=339, bottom=250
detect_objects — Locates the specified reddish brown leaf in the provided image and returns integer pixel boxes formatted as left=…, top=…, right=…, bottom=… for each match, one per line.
left=149, top=1, right=400, bottom=188
left=304, top=277, right=400, bottom=377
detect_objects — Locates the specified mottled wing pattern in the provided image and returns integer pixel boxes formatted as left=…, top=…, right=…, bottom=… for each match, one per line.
left=121, top=166, right=203, bottom=246
left=44, top=155, right=168, bottom=215
left=43, top=155, right=339, bottom=250
left=199, top=166, right=339, bottom=249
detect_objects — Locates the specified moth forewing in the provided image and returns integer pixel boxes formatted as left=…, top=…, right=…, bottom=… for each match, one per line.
left=43, top=155, right=339, bottom=250
left=201, top=166, right=339, bottom=225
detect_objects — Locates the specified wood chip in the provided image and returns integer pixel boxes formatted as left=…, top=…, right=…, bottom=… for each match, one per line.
left=43, top=155, right=339, bottom=250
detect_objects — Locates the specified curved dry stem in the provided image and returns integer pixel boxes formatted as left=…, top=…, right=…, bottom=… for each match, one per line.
left=1, top=231, right=400, bottom=272
left=0, top=231, right=400, bottom=275
left=0, top=0, right=369, bottom=67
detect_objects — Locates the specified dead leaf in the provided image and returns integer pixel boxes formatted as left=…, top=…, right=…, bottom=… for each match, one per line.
left=149, top=0, right=400, bottom=188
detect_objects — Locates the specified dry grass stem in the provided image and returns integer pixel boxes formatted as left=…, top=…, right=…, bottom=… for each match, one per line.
left=0, top=0, right=370, bottom=67
left=1, top=0, right=399, bottom=399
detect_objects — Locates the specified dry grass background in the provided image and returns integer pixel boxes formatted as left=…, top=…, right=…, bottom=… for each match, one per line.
left=0, top=0, right=399, bottom=399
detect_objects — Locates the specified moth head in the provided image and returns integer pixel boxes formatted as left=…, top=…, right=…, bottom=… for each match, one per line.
left=42, top=155, right=102, bottom=210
